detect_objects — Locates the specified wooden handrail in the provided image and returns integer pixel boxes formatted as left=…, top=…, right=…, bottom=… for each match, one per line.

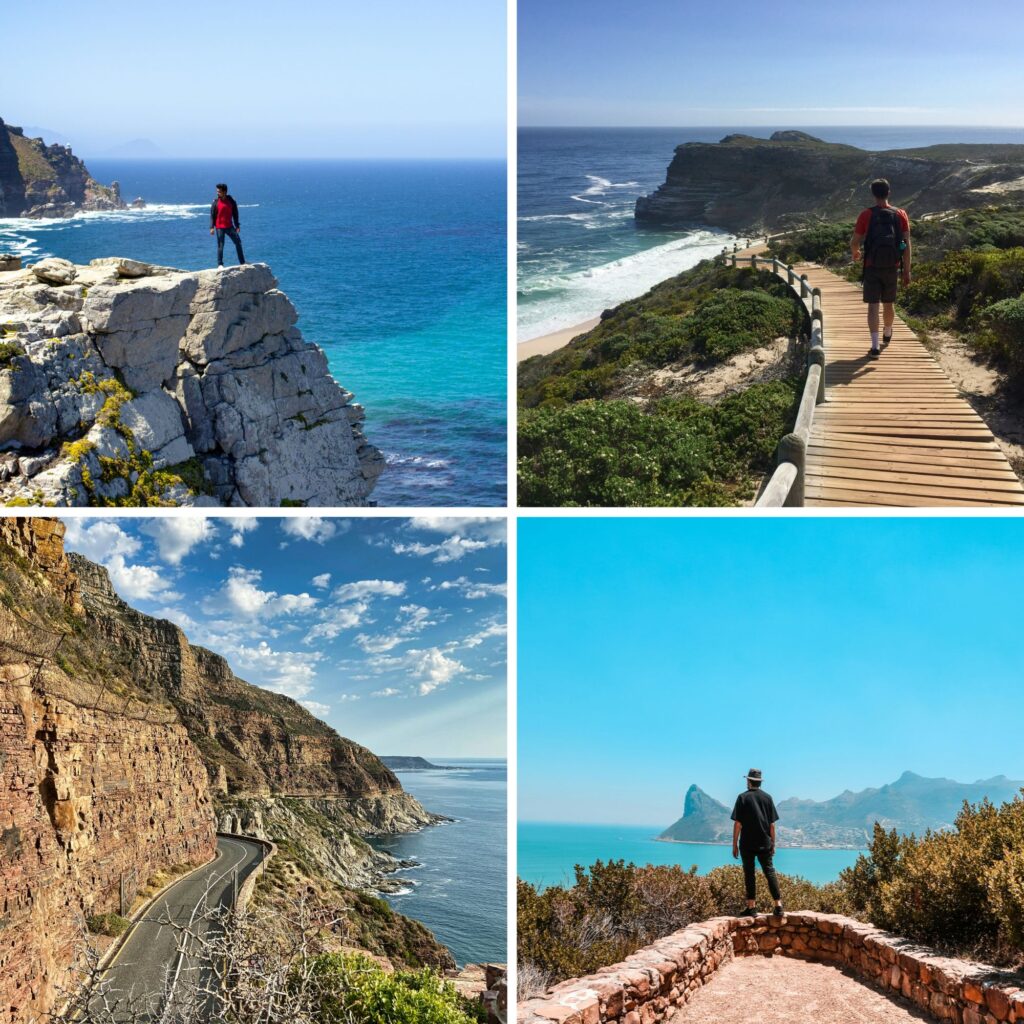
left=720, top=252, right=826, bottom=506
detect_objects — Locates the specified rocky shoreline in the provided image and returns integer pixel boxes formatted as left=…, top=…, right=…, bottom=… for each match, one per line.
left=0, top=256, right=382, bottom=506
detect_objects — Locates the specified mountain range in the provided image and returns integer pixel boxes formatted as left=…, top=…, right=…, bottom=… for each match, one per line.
left=659, top=772, right=1024, bottom=849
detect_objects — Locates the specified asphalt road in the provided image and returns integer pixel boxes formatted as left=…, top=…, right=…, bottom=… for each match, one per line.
left=84, top=836, right=264, bottom=1022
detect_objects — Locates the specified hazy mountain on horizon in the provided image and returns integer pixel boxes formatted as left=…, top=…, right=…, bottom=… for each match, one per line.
left=659, top=771, right=1024, bottom=849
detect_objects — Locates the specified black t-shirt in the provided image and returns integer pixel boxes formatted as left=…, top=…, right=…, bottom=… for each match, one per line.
left=731, top=789, right=779, bottom=851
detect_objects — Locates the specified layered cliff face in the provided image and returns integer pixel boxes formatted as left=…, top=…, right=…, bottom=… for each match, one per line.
left=0, top=119, right=124, bottom=219
left=635, top=131, right=1024, bottom=233
left=0, top=519, right=216, bottom=1024
left=69, top=552, right=437, bottom=836
left=0, top=258, right=383, bottom=506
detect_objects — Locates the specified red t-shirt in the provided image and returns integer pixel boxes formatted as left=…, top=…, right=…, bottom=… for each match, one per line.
left=855, top=205, right=910, bottom=267
left=214, top=197, right=235, bottom=229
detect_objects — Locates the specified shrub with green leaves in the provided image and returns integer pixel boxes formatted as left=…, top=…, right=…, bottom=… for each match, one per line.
left=517, top=381, right=799, bottom=507
left=683, top=289, right=802, bottom=363
left=303, top=952, right=480, bottom=1024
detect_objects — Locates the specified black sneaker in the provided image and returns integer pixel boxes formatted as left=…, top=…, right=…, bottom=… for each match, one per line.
left=739, top=907, right=757, bottom=918
left=882, top=332, right=893, bottom=346
left=773, top=904, right=784, bottom=917
left=868, top=348, right=880, bottom=359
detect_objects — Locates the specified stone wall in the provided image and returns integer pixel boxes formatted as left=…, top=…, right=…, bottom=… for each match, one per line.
left=518, top=913, right=1024, bottom=1024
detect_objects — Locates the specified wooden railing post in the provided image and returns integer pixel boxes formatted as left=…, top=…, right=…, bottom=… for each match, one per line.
left=772, top=256, right=779, bottom=274
left=787, top=266, right=796, bottom=286
left=751, top=254, right=759, bottom=271
left=800, top=275, right=810, bottom=298
left=778, top=433, right=806, bottom=507
left=809, top=344, right=826, bottom=404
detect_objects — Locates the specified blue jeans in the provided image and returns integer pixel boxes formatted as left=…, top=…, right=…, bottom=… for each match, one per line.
left=216, top=227, right=245, bottom=266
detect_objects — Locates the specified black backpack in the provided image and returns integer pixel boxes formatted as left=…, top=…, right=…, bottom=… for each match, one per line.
left=864, top=206, right=904, bottom=268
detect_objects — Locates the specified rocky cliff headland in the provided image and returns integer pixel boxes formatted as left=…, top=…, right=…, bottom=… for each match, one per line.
left=659, top=773, right=1024, bottom=849
left=0, top=258, right=383, bottom=506
left=0, top=519, right=451, bottom=1022
left=636, top=131, right=1024, bottom=233
left=0, top=118, right=125, bottom=218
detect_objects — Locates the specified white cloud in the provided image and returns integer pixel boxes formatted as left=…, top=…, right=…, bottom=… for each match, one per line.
left=230, top=641, right=321, bottom=698
left=300, top=699, right=331, bottom=717
left=354, top=603, right=437, bottom=654
left=153, top=605, right=198, bottom=631
left=305, top=601, right=370, bottom=641
left=438, top=576, right=507, bottom=599
left=456, top=619, right=507, bottom=649
left=141, top=519, right=217, bottom=565
left=280, top=517, right=346, bottom=545
left=393, top=537, right=489, bottom=564
left=106, top=556, right=178, bottom=602
left=391, top=518, right=506, bottom=564
left=333, top=579, right=406, bottom=602
left=338, top=693, right=361, bottom=702
left=312, top=573, right=332, bottom=590
left=371, top=687, right=401, bottom=698
left=226, top=518, right=259, bottom=548
left=63, top=520, right=140, bottom=562
left=203, top=566, right=317, bottom=620
left=412, top=648, right=466, bottom=695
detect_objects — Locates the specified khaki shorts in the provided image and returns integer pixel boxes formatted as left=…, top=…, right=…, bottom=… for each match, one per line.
left=863, top=265, right=899, bottom=303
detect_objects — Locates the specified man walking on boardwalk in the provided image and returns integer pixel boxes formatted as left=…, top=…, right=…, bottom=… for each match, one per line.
left=732, top=768, right=784, bottom=918
left=210, top=183, right=246, bottom=267
left=851, top=178, right=911, bottom=359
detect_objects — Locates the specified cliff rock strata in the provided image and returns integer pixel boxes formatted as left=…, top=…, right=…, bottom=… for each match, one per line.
left=0, top=119, right=124, bottom=219
left=0, top=520, right=216, bottom=1024
left=0, top=259, right=383, bottom=506
left=636, top=131, right=1024, bottom=233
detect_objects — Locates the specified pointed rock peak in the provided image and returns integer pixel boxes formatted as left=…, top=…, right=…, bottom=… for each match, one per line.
left=895, top=770, right=924, bottom=785
left=683, top=784, right=723, bottom=816
left=769, top=130, right=825, bottom=144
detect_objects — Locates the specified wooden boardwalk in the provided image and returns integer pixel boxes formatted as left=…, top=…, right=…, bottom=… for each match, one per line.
left=795, top=263, right=1024, bottom=507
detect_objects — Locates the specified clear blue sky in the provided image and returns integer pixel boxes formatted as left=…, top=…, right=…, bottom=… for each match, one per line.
left=520, top=0, right=1024, bottom=127
left=64, top=516, right=506, bottom=757
left=519, top=517, right=1024, bottom=825
left=5, top=0, right=505, bottom=158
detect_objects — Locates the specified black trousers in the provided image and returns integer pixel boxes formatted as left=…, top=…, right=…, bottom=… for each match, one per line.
left=741, top=847, right=781, bottom=901
left=216, top=226, right=245, bottom=266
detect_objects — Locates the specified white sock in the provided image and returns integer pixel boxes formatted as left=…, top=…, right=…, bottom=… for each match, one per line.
left=870, top=331, right=880, bottom=350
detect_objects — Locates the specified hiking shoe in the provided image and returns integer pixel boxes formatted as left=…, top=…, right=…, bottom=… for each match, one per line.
left=882, top=332, right=893, bottom=346
left=868, top=347, right=880, bottom=359
left=773, top=904, right=784, bottom=917
left=738, top=907, right=757, bottom=918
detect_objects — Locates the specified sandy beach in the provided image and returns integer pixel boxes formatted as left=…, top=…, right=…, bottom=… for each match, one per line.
left=517, top=318, right=600, bottom=362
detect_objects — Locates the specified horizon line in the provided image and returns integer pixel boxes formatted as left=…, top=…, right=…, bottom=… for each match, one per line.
left=518, top=123, right=1024, bottom=131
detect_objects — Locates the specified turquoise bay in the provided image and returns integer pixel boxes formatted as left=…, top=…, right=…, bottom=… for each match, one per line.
left=519, top=822, right=863, bottom=889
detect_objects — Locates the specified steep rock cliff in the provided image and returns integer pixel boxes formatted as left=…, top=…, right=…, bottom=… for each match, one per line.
left=0, top=119, right=124, bottom=219
left=0, top=259, right=383, bottom=506
left=0, top=519, right=216, bottom=1024
left=635, top=131, right=1024, bottom=233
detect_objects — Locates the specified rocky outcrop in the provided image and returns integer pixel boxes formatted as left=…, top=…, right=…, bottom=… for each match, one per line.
left=519, top=913, right=1024, bottom=1024
left=69, top=552, right=438, bottom=835
left=0, top=520, right=217, bottom=1024
left=635, top=131, right=1024, bottom=233
left=0, top=259, right=383, bottom=506
left=0, top=119, right=124, bottom=218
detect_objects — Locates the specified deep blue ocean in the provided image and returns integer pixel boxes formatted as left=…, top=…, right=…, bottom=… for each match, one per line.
left=518, top=126, right=1024, bottom=341
left=370, top=759, right=506, bottom=966
left=0, top=159, right=506, bottom=506
left=518, top=821, right=864, bottom=890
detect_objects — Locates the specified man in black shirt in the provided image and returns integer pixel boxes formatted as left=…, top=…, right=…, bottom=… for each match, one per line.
left=731, top=768, right=783, bottom=918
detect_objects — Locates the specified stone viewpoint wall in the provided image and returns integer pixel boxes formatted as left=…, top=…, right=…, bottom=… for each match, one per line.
left=0, top=257, right=383, bottom=506
left=518, top=913, right=1024, bottom=1024
left=0, top=520, right=217, bottom=1024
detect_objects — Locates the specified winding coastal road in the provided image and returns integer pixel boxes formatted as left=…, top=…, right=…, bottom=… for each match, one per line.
left=84, top=836, right=265, bottom=1022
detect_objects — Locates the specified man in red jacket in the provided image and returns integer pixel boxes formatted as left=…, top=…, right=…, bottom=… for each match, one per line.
left=209, top=183, right=246, bottom=267
left=851, top=179, right=911, bottom=358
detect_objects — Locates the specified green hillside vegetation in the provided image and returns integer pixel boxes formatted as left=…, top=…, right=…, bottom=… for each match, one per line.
left=518, top=263, right=806, bottom=506
left=768, top=205, right=1024, bottom=392
left=518, top=793, right=1024, bottom=992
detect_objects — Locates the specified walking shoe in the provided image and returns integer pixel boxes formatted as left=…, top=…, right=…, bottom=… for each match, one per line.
left=738, top=907, right=757, bottom=918
left=882, top=332, right=892, bottom=346
left=772, top=903, right=784, bottom=917
left=868, top=347, right=880, bottom=359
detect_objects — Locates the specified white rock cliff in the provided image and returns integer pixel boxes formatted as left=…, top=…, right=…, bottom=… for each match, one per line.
left=0, top=258, right=383, bottom=506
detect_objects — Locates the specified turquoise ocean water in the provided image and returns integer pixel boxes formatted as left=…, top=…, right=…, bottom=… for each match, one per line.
left=518, top=126, right=1024, bottom=342
left=519, top=821, right=863, bottom=889
left=370, top=760, right=506, bottom=967
left=0, top=159, right=506, bottom=506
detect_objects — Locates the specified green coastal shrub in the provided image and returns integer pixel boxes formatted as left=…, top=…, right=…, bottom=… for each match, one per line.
left=841, top=795, right=1024, bottom=962
left=303, top=952, right=479, bottom=1024
left=517, top=381, right=799, bottom=507
left=86, top=912, right=130, bottom=937
left=975, top=296, right=1024, bottom=379
left=769, top=221, right=854, bottom=267
left=684, top=289, right=802, bottom=363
